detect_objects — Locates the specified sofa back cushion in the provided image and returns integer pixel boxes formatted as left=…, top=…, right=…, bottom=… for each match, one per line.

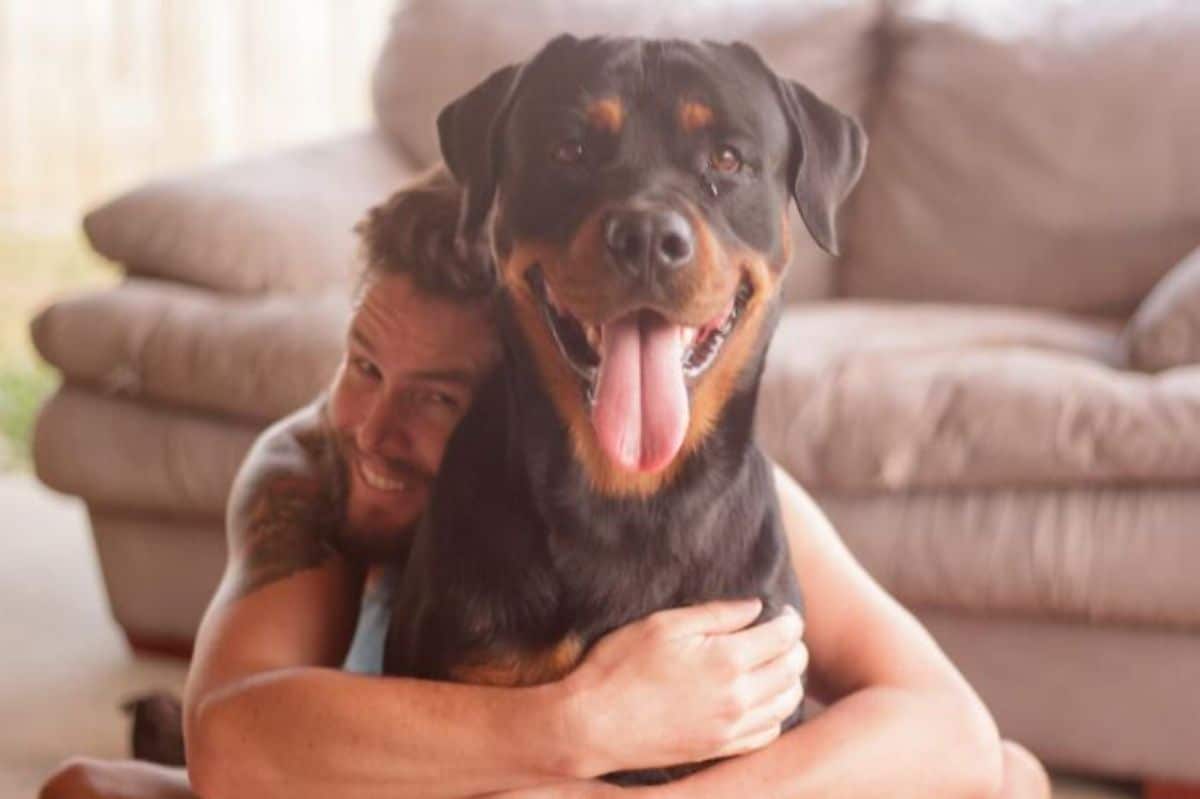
left=841, top=0, right=1200, bottom=316
left=371, top=0, right=882, bottom=302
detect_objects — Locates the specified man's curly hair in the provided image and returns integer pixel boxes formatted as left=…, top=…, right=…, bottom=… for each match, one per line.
left=354, top=163, right=495, bottom=301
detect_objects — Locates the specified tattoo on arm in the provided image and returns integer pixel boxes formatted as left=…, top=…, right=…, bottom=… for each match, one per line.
left=230, top=474, right=342, bottom=600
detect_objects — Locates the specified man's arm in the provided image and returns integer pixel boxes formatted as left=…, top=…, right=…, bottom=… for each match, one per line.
left=644, top=465, right=1006, bottom=799
left=183, top=411, right=804, bottom=799
left=182, top=414, right=582, bottom=799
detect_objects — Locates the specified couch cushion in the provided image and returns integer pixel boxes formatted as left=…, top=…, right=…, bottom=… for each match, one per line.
left=756, top=302, right=1200, bottom=490
left=34, top=385, right=260, bottom=517
left=84, top=131, right=412, bottom=294
left=1123, top=246, right=1200, bottom=372
left=32, top=280, right=346, bottom=423
left=842, top=0, right=1200, bottom=315
left=818, top=486, right=1200, bottom=630
left=371, top=0, right=883, bottom=303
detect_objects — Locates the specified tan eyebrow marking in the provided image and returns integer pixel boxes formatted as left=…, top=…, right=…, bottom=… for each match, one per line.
left=586, top=97, right=624, bottom=134
left=680, top=100, right=715, bottom=133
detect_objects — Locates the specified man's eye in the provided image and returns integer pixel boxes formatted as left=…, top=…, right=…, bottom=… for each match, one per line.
left=353, top=357, right=380, bottom=380
left=423, top=390, right=459, bottom=409
left=709, top=145, right=743, bottom=174
left=553, top=140, right=585, bottom=165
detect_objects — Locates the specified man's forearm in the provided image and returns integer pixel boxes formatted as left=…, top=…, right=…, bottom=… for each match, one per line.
left=186, top=667, right=579, bottom=799
left=651, top=686, right=1004, bottom=799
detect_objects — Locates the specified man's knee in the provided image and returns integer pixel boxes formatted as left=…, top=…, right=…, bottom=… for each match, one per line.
left=999, top=740, right=1052, bottom=799
left=40, top=757, right=104, bottom=799
left=39, top=757, right=194, bottom=799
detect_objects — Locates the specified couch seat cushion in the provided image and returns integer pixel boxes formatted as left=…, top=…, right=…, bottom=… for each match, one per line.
left=757, top=302, right=1200, bottom=490
left=818, top=486, right=1200, bottom=630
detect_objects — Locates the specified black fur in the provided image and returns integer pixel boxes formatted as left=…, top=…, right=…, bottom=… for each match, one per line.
left=385, top=35, right=865, bottom=785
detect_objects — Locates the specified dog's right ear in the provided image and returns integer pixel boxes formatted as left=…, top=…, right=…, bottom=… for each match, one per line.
left=437, top=62, right=524, bottom=261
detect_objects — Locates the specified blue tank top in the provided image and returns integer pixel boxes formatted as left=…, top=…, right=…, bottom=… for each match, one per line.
left=342, top=566, right=398, bottom=675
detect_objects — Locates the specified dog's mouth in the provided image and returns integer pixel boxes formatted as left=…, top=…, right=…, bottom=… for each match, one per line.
left=527, top=267, right=753, bottom=389
left=526, top=266, right=753, bottom=473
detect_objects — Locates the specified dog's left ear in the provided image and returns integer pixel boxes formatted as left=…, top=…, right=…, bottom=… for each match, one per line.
left=730, top=43, right=867, bottom=256
left=775, top=80, right=867, bottom=256
left=437, top=61, right=524, bottom=260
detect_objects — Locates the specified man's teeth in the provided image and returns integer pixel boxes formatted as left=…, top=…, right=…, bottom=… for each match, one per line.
left=545, top=283, right=563, bottom=313
left=585, top=323, right=602, bottom=352
left=361, top=463, right=407, bottom=492
left=680, top=326, right=699, bottom=349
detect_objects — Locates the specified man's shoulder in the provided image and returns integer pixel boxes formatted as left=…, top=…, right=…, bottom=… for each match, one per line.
left=220, top=396, right=348, bottom=598
left=228, top=396, right=343, bottom=528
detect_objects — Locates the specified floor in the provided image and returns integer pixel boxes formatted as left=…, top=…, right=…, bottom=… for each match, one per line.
left=0, top=475, right=188, bottom=796
left=0, top=474, right=1139, bottom=797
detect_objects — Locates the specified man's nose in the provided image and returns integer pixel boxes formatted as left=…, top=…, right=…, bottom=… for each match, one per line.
left=357, top=397, right=413, bottom=455
left=603, top=207, right=696, bottom=281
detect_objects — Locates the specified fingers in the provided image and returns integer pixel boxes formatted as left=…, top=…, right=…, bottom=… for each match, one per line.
left=703, top=636, right=806, bottom=762
left=727, top=676, right=805, bottom=741
left=715, top=606, right=803, bottom=671
left=735, top=638, right=809, bottom=711
left=646, top=598, right=763, bottom=638
left=709, top=723, right=783, bottom=759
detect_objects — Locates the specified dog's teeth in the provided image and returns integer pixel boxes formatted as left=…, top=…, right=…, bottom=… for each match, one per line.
left=681, top=326, right=698, bottom=348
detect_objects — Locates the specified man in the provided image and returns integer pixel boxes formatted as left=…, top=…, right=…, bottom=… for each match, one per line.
left=42, top=167, right=1049, bottom=799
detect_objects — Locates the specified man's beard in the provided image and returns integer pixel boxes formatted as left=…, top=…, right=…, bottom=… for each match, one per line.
left=330, top=430, right=435, bottom=564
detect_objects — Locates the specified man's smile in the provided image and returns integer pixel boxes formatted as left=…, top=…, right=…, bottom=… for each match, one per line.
left=359, top=461, right=409, bottom=493
left=353, top=454, right=428, bottom=495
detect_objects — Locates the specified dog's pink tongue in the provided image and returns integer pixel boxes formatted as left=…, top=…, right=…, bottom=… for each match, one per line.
left=592, top=311, right=689, bottom=473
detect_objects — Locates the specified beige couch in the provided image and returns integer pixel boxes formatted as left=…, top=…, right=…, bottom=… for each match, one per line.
left=32, top=0, right=1200, bottom=787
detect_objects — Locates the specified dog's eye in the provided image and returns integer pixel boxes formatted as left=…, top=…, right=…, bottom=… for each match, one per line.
left=552, top=140, right=586, bottom=165
left=709, top=146, right=743, bottom=174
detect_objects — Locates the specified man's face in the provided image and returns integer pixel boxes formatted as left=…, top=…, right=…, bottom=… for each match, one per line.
left=328, top=273, right=497, bottom=552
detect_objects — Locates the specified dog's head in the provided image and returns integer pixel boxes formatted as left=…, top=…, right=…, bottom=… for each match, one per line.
left=439, top=35, right=865, bottom=496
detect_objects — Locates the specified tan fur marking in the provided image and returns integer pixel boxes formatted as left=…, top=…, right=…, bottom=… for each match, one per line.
left=587, top=97, right=624, bottom=135
left=684, top=253, right=776, bottom=448
left=680, top=101, right=715, bottom=133
left=499, top=197, right=784, bottom=499
left=778, top=209, right=794, bottom=270
left=450, top=635, right=584, bottom=687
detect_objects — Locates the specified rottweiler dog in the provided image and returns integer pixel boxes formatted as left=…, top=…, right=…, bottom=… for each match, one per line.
left=384, top=34, right=866, bottom=784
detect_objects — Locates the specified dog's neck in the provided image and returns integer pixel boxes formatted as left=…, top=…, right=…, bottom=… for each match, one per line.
left=493, top=294, right=780, bottom=552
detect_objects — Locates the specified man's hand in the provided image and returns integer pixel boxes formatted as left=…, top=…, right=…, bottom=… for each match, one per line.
left=556, top=599, right=807, bottom=779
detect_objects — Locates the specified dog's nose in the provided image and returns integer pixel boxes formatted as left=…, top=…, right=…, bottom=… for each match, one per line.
left=604, top=208, right=695, bottom=278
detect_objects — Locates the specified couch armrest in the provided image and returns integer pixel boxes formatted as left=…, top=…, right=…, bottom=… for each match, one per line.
left=83, top=130, right=414, bottom=295
left=1122, top=246, right=1200, bottom=372
left=31, top=279, right=347, bottom=423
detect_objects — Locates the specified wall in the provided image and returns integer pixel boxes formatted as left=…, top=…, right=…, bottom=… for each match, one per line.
left=0, top=0, right=395, bottom=232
